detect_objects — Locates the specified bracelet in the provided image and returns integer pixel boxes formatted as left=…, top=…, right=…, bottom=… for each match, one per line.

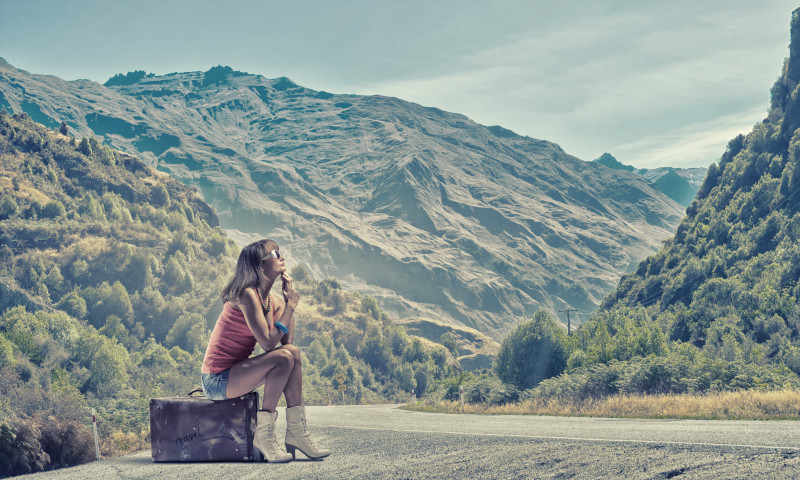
left=274, top=321, right=289, bottom=334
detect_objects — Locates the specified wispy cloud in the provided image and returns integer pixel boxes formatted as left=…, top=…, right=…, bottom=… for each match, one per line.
left=611, top=106, right=767, bottom=169
left=2, top=0, right=792, bottom=170
left=350, top=4, right=789, bottom=167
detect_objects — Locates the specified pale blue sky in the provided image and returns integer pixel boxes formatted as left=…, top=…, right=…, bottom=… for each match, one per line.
left=0, top=1, right=796, bottom=168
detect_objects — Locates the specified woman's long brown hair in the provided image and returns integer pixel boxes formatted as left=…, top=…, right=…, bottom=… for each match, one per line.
left=220, top=239, right=279, bottom=303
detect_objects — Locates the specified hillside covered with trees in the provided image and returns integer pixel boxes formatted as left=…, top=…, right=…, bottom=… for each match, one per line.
left=598, top=8, right=800, bottom=374
left=419, top=9, right=800, bottom=410
left=0, top=111, right=457, bottom=476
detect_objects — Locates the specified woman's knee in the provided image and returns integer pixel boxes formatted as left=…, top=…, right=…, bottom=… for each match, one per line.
left=282, top=344, right=302, bottom=363
left=260, top=348, right=293, bottom=371
left=275, top=348, right=294, bottom=368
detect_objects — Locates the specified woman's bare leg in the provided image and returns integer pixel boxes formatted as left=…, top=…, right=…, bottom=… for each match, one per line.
left=226, top=348, right=294, bottom=411
left=280, top=345, right=303, bottom=407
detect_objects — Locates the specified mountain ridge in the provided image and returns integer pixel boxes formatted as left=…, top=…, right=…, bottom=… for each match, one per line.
left=593, top=152, right=707, bottom=206
left=0, top=60, right=684, bottom=340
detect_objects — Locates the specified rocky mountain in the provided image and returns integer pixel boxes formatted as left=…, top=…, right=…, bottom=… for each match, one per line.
left=0, top=61, right=684, bottom=340
left=594, top=153, right=707, bottom=206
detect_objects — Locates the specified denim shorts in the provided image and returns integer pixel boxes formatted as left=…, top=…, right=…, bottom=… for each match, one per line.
left=200, top=369, right=230, bottom=401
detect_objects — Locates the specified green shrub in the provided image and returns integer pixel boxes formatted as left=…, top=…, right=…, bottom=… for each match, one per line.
left=569, top=306, right=668, bottom=367
left=432, top=372, right=474, bottom=401
left=150, top=183, right=170, bottom=207
left=81, top=281, right=134, bottom=328
left=360, top=295, right=380, bottom=320
left=0, top=415, right=94, bottom=477
left=203, top=65, right=234, bottom=86
left=165, top=312, right=205, bottom=351
left=291, top=264, right=310, bottom=283
left=0, top=196, right=18, bottom=219
left=87, top=341, right=130, bottom=396
left=394, top=364, right=416, bottom=393
left=439, top=332, right=459, bottom=356
left=495, top=311, right=567, bottom=390
left=527, top=345, right=800, bottom=402
left=0, top=333, right=15, bottom=368
left=37, top=416, right=94, bottom=469
left=463, top=375, right=519, bottom=405
left=0, top=421, right=49, bottom=476
left=205, top=235, right=229, bottom=257
left=77, top=137, right=91, bottom=156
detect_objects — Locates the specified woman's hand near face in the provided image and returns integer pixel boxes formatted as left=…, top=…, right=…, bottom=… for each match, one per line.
left=282, top=273, right=300, bottom=308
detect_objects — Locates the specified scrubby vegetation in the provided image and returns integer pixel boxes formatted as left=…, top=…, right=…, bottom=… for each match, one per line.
left=0, top=110, right=236, bottom=475
left=421, top=308, right=800, bottom=412
left=0, top=112, right=457, bottom=475
left=410, top=390, right=800, bottom=420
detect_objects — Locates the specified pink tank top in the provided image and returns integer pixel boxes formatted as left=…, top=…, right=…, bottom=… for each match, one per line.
left=201, top=297, right=270, bottom=374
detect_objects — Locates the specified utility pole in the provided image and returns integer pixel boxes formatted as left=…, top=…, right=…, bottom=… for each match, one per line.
left=558, top=308, right=579, bottom=336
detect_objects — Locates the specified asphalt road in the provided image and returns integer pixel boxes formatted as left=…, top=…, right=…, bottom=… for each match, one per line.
left=16, top=405, right=800, bottom=479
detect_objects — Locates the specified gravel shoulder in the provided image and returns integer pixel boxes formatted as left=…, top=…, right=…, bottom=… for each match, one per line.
left=14, top=405, right=800, bottom=479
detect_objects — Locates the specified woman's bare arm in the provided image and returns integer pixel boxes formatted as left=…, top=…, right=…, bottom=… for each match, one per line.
left=272, top=293, right=295, bottom=345
left=239, top=288, right=284, bottom=351
left=279, top=272, right=298, bottom=344
left=283, top=308, right=295, bottom=345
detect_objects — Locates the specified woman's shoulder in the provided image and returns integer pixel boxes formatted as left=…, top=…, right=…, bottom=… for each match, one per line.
left=224, top=300, right=243, bottom=312
left=270, top=292, right=285, bottom=309
left=234, top=288, right=260, bottom=308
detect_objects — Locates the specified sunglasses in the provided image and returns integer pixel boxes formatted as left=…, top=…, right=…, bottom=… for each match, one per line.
left=263, top=250, right=284, bottom=262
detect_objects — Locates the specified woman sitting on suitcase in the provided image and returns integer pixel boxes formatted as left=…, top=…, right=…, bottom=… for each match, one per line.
left=201, top=239, right=331, bottom=462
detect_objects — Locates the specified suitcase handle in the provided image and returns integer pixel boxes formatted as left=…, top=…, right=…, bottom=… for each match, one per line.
left=187, top=388, right=205, bottom=397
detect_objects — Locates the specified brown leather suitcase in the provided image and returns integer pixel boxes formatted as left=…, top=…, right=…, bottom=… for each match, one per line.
left=149, top=389, right=259, bottom=462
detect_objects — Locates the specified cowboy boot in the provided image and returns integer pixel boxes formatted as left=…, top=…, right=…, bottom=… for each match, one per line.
left=253, top=410, right=292, bottom=462
left=284, top=405, right=331, bottom=460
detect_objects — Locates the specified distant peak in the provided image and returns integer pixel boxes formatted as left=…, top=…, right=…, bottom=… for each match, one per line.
left=104, top=70, right=154, bottom=87
left=487, top=125, right=518, bottom=139
left=202, top=65, right=250, bottom=86
left=271, top=77, right=298, bottom=91
left=593, top=153, right=635, bottom=172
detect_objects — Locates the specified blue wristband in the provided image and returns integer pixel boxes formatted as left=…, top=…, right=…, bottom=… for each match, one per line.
left=274, top=321, right=289, bottom=334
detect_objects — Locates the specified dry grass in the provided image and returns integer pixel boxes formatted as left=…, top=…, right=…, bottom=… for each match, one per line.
left=0, top=164, right=53, bottom=203
left=101, top=429, right=150, bottom=457
left=405, top=390, right=800, bottom=420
